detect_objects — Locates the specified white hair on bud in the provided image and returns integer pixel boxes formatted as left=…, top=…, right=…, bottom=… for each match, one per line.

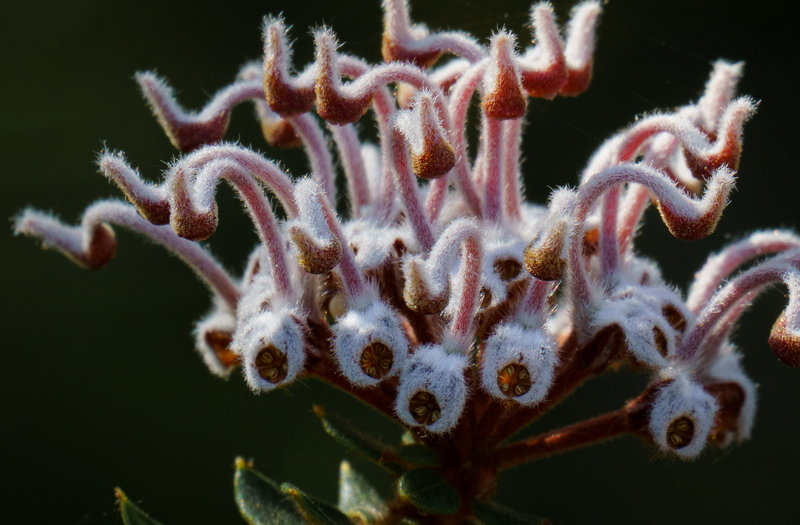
left=193, top=306, right=237, bottom=378
left=237, top=273, right=276, bottom=323
left=333, top=301, right=409, bottom=386
left=395, top=346, right=467, bottom=433
left=481, top=323, right=557, bottom=405
left=708, top=345, right=757, bottom=442
left=343, top=219, right=416, bottom=271
left=648, top=373, right=718, bottom=459
left=232, top=306, right=305, bottom=392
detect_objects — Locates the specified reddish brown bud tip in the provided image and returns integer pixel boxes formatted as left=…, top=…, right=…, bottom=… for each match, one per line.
left=482, top=34, right=527, bottom=120
left=170, top=116, right=231, bottom=153
left=82, top=223, right=117, bottom=269
left=769, top=314, right=800, bottom=367
left=315, top=76, right=372, bottom=125
left=204, top=329, right=240, bottom=370
left=559, top=62, right=593, bottom=97
left=523, top=228, right=566, bottom=281
left=289, top=225, right=343, bottom=275
left=411, top=138, right=455, bottom=180
left=381, top=35, right=442, bottom=69
left=263, top=23, right=315, bottom=116
left=170, top=208, right=218, bottom=242
left=260, top=115, right=302, bottom=149
left=403, top=259, right=449, bottom=314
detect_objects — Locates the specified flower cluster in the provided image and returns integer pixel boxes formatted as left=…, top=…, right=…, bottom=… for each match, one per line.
left=15, top=0, right=800, bottom=481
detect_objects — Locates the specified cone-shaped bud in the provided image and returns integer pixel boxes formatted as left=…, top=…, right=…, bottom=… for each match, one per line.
left=482, top=32, right=527, bottom=120
left=290, top=178, right=344, bottom=274
left=481, top=323, right=557, bottom=405
left=168, top=167, right=219, bottom=241
left=648, top=374, right=718, bottom=459
left=15, top=208, right=118, bottom=270
left=768, top=273, right=800, bottom=366
left=194, top=308, right=239, bottom=377
left=314, top=30, right=373, bottom=125
left=333, top=301, right=409, bottom=386
left=255, top=101, right=302, bottom=148
left=136, top=72, right=230, bottom=152
left=683, top=98, right=756, bottom=181
left=519, top=4, right=566, bottom=99
left=263, top=18, right=315, bottom=116
left=402, top=256, right=449, bottom=314
left=232, top=307, right=306, bottom=392
left=523, top=225, right=567, bottom=281
left=395, top=92, right=455, bottom=180
left=559, top=1, right=601, bottom=96
left=396, top=346, right=467, bottom=433
left=769, top=314, right=800, bottom=367
left=380, top=0, right=442, bottom=68
left=99, top=154, right=170, bottom=225
left=524, top=188, right=574, bottom=281
left=656, top=168, right=734, bottom=241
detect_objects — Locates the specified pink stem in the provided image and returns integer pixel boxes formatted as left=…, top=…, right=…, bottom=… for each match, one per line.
left=391, top=128, right=435, bottom=251
left=288, top=114, right=337, bottom=203
left=502, top=118, right=524, bottom=222
left=482, top=117, right=504, bottom=222
left=328, top=123, right=371, bottom=216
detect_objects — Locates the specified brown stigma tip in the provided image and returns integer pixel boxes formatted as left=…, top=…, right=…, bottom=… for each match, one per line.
left=409, top=390, right=441, bottom=426
left=666, top=415, right=695, bottom=449
left=497, top=363, right=533, bottom=398
left=255, top=344, right=289, bottom=384
left=359, top=342, right=394, bottom=379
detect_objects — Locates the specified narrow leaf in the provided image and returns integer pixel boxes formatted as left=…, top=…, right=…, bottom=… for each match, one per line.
left=233, top=457, right=305, bottom=525
left=281, top=482, right=354, bottom=525
left=395, top=444, right=439, bottom=467
left=313, top=405, right=401, bottom=473
left=338, top=461, right=387, bottom=523
left=397, top=468, right=461, bottom=516
left=115, top=488, right=164, bottom=525
left=471, top=500, right=550, bottom=525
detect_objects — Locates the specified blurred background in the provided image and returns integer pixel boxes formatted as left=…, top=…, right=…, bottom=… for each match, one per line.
left=2, top=0, right=798, bottom=523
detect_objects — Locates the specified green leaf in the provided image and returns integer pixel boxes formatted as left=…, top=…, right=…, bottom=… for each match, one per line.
left=281, top=482, right=353, bottom=525
left=338, top=461, right=387, bottom=523
left=233, top=457, right=305, bottom=525
left=471, top=500, right=550, bottom=525
left=395, top=444, right=439, bottom=467
left=397, top=468, right=461, bottom=516
left=313, top=405, right=400, bottom=473
left=115, top=488, right=164, bottom=525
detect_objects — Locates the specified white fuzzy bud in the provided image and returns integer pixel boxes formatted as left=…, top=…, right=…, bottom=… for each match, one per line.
left=395, top=346, right=467, bottom=433
left=232, top=306, right=305, bottom=392
left=481, top=323, right=557, bottom=405
left=333, top=301, right=409, bottom=386
left=648, top=373, right=718, bottom=459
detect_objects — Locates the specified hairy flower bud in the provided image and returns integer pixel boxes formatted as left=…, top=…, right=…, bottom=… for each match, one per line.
left=481, top=323, right=557, bottom=405
left=396, top=346, right=467, bottom=433
left=648, top=374, right=718, bottom=459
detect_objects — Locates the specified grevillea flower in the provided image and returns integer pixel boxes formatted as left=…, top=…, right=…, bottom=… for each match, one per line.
left=12, top=0, right=800, bottom=522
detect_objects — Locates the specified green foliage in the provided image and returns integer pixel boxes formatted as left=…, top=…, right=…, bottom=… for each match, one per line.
left=115, top=488, right=163, bottom=525
left=233, top=458, right=306, bottom=525
left=116, top=408, right=547, bottom=524
left=397, top=468, right=462, bottom=516
left=338, top=461, right=387, bottom=523
left=471, top=500, right=550, bottom=524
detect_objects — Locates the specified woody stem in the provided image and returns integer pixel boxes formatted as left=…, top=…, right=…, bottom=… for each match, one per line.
left=493, top=409, right=632, bottom=470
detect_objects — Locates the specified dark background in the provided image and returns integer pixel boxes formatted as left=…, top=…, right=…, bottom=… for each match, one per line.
left=2, top=0, right=798, bottom=523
